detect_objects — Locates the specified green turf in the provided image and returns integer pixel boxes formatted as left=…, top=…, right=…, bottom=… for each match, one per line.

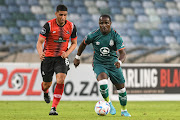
left=0, top=101, right=180, bottom=120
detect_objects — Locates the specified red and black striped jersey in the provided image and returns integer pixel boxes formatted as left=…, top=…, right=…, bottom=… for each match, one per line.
left=39, top=18, right=77, bottom=57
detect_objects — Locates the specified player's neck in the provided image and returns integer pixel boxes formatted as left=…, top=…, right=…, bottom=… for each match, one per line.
left=56, top=19, right=66, bottom=27
left=101, top=29, right=111, bottom=35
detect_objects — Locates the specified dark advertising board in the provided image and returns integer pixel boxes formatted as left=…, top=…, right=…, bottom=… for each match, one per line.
left=113, top=65, right=180, bottom=94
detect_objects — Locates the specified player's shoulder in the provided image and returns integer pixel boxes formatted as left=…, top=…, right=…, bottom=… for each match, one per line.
left=111, top=28, right=122, bottom=40
left=84, top=28, right=99, bottom=43
left=87, top=28, right=100, bottom=37
left=110, top=28, right=123, bottom=42
left=66, top=20, right=73, bottom=24
left=47, top=18, right=56, bottom=23
left=111, top=28, right=120, bottom=37
left=65, top=20, right=75, bottom=26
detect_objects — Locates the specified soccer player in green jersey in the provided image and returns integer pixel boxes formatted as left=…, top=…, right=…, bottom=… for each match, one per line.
left=74, top=15, right=131, bottom=117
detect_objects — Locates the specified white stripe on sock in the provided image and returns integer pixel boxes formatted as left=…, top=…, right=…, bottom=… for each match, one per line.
left=98, top=79, right=108, bottom=85
left=117, top=88, right=126, bottom=93
left=53, top=94, right=62, bottom=98
left=121, top=109, right=127, bottom=112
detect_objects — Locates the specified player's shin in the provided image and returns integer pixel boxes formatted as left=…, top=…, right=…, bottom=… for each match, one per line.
left=52, top=83, right=64, bottom=108
left=41, top=82, right=49, bottom=93
left=98, top=79, right=110, bottom=102
left=117, top=87, right=127, bottom=111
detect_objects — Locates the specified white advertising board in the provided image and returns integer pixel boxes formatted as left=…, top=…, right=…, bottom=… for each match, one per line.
left=0, top=63, right=180, bottom=101
left=0, top=63, right=103, bottom=101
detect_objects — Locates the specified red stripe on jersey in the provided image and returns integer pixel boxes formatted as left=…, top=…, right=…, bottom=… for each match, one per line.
left=71, top=36, right=77, bottom=40
left=43, top=19, right=75, bottom=57
left=118, top=47, right=125, bottom=51
left=83, top=40, right=87, bottom=45
left=39, top=34, right=46, bottom=38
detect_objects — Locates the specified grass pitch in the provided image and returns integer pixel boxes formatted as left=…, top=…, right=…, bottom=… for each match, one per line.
left=0, top=101, right=180, bottom=120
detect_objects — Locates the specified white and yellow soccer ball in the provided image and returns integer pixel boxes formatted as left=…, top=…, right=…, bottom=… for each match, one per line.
left=94, top=100, right=110, bottom=116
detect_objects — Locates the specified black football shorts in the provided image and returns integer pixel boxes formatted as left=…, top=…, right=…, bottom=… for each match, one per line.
left=40, top=56, right=70, bottom=82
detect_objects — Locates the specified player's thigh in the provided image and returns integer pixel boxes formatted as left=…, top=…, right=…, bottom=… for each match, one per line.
left=108, top=67, right=125, bottom=84
left=54, top=57, right=70, bottom=75
left=93, top=64, right=109, bottom=80
left=41, top=57, right=54, bottom=82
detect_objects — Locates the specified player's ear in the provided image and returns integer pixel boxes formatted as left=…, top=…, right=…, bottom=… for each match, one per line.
left=110, top=21, right=112, bottom=26
left=55, top=12, right=57, bottom=17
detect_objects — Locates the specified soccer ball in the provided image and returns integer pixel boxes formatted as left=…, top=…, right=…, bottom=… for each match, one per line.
left=12, top=74, right=23, bottom=89
left=94, top=100, right=110, bottom=116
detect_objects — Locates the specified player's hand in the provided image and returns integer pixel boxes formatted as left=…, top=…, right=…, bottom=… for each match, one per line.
left=39, top=52, right=45, bottom=61
left=114, top=61, right=120, bottom=68
left=73, top=58, right=80, bottom=68
left=61, top=51, right=68, bottom=58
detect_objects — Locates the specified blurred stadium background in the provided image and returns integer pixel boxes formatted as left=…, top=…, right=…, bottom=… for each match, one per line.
left=1, top=0, right=180, bottom=63
left=1, top=1, right=180, bottom=119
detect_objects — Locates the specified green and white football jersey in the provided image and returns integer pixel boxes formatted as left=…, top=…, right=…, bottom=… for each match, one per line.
left=84, top=28, right=125, bottom=65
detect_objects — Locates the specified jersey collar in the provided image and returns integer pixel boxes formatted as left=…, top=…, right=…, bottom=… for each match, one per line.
left=56, top=19, right=67, bottom=27
left=100, top=28, right=112, bottom=36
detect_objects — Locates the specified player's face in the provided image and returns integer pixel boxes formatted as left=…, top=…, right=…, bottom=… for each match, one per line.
left=55, top=11, right=68, bottom=26
left=99, top=17, right=111, bottom=35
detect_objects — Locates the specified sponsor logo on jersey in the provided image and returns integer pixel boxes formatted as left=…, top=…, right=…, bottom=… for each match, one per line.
left=109, top=39, right=114, bottom=46
left=54, top=37, right=66, bottom=43
left=96, top=42, right=100, bottom=45
left=40, top=28, right=46, bottom=34
left=53, top=31, right=56, bottom=33
left=66, top=31, right=70, bottom=34
left=100, top=47, right=110, bottom=56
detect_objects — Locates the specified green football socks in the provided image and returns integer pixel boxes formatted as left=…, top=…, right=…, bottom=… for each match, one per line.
left=98, top=79, right=110, bottom=102
left=117, top=88, right=127, bottom=111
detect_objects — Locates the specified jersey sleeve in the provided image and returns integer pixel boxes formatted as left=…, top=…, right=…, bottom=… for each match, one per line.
left=71, top=24, right=77, bottom=40
left=83, top=33, right=93, bottom=45
left=116, top=34, right=125, bottom=51
left=39, top=22, right=50, bottom=38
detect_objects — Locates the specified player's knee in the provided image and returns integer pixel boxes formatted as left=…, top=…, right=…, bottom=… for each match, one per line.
left=97, top=72, right=108, bottom=81
left=115, top=83, right=124, bottom=89
left=56, top=73, right=66, bottom=84
left=56, top=78, right=65, bottom=84
left=56, top=74, right=65, bottom=84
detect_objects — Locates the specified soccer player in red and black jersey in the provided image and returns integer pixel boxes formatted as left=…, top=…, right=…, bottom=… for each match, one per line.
left=36, top=4, right=77, bottom=115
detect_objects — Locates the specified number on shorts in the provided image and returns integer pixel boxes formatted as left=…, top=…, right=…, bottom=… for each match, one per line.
left=65, top=58, right=69, bottom=66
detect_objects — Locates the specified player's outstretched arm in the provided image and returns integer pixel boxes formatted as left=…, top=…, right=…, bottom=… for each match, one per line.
left=114, top=49, right=126, bottom=68
left=73, top=41, right=87, bottom=67
left=61, top=39, right=77, bottom=58
left=36, top=36, right=45, bottom=61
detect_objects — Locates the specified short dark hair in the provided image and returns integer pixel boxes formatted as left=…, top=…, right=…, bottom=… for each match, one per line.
left=99, top=14, right=111, bottom=22
left=56, top=4, right=68, bottom=12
